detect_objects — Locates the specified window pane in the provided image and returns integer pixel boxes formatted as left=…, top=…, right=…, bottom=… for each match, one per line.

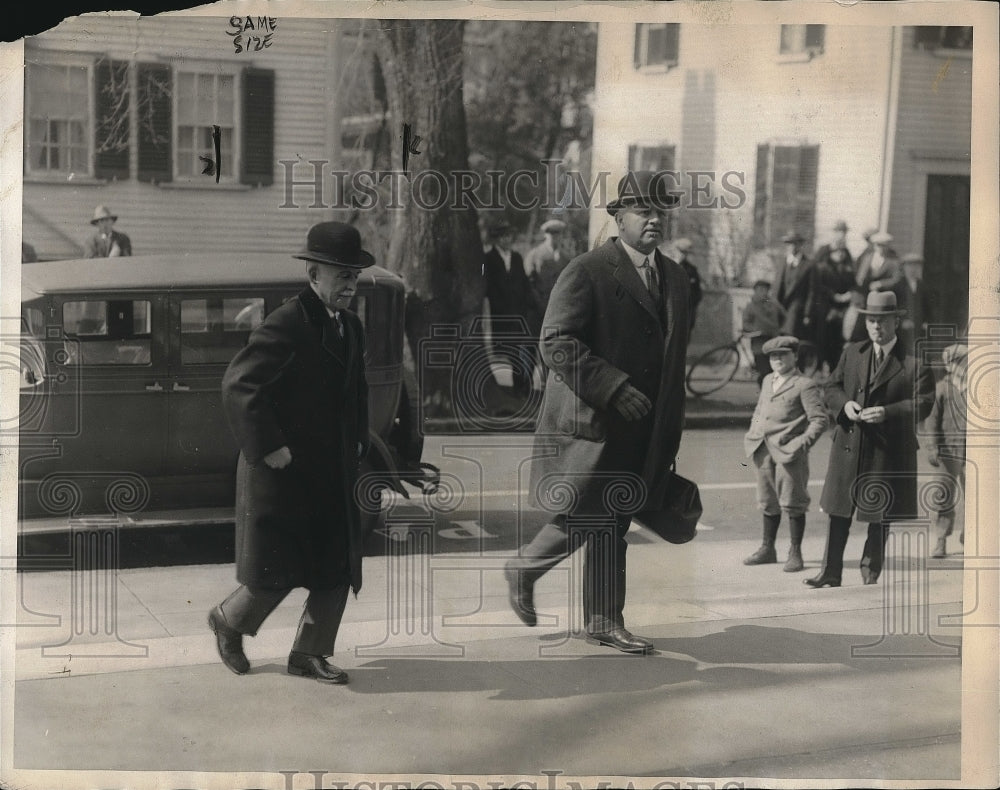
left=223, top=298, right=264, bottom=329
left=181, top=297, right=263, bottom=365
left=647, top=26, right=667, bottom=64
left=780, top=25, right=806, bottom=54
left=218, top=74, right=234, bottom=124
left=181, top=299, right=209, bottom=332
left=61, top=300, right=152, bottom=366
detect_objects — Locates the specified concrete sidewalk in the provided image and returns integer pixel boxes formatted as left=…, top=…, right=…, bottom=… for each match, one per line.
left=10, top=521, right=967, bottom=782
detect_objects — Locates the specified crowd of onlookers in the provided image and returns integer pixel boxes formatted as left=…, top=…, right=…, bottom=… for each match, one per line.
left=744, top=222, right=935, bottom=382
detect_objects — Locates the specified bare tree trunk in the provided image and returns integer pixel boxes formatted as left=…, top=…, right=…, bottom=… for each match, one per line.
left=375, top=20, right=487, bottom=414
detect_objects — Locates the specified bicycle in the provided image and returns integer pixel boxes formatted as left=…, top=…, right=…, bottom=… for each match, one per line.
left=686, top=331, right=760, bottom=397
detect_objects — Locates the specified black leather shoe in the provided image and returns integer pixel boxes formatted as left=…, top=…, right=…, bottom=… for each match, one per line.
left=804, top=571, right=842, bottom=588
left=287, top=652, right=348, bottom=684
left=504, top=563, right=537, bottom=627
left=207, top=606, right=250, bottom=675
left=586, top=627, right=654, bottom=654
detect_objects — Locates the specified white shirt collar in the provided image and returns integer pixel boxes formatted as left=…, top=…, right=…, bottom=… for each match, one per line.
left=619, top=240, right=653, bottom=271
left=873, top=336, right=898, bottom=358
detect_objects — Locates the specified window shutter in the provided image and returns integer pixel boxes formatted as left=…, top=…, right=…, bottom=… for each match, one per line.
left=806, top=25, right=826, bottom=52
left=634, top=25, right=643, bottom=68
left=241, top=67, right=275, bottom=186
left=805, top=25, right=825, bottom=52
left=94, top=59, right=130, bottom=180
left=137, top=63, right=172, bottom=183
left=665, top=23, right=680, bottom=63
left=794, top=145, right=820, bottom=248
left=752, top=144, right=771, bottom=248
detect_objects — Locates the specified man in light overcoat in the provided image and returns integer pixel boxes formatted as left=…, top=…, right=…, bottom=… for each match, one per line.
left=806, top=290, right=935, bottom=588
left=207, top=222, right=372, bottom=684
left=504, top=171, right=690, bottom=654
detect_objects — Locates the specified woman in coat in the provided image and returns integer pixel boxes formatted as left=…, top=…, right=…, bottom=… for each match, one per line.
left=806, top=291, right=935, bottom=588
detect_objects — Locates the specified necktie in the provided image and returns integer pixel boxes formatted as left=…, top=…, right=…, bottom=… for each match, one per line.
left=641, top=257, right=659, bottom=299
left=333, top=311, right=344, bottom=339
left=874, top=347, right=884, bottom=368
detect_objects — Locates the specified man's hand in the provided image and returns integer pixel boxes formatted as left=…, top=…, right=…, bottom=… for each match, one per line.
left=263, top=446, right=293, bottom=469
left=610, top=384, right=652, bottom=421
left=859, top=406, right=886, bottom=424
left=927, top=448, right=941, bottom=467
left=843, top=400, right=863, bottom=422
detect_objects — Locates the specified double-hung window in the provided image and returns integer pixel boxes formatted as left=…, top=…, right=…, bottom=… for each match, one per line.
left=25, top=58, right=92, bottom=176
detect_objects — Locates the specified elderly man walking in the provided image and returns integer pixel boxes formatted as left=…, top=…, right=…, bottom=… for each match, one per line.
left=207, top=222, right=373, bottom=683
left=503, top=171, right=690, bottom=654
left=806, top=291, right=934, bottom=588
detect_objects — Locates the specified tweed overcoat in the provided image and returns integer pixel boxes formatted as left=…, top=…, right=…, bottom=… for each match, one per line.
left=222, top=287, right=369, bottom=593
left=819, top=339, right=934, bottom=521
left=743, top=370, right=828, bottom=464
left=530, top=238, right=690, bottom=517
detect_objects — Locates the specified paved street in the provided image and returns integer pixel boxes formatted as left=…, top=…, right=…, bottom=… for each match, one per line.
left=7, top=428, right=973, bottom=786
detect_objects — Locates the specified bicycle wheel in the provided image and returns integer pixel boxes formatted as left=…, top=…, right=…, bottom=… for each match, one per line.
left=686, top=343, right=740, bottom=396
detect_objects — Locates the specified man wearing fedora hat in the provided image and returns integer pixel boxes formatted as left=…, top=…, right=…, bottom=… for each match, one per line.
left=84, top=205, right=132, bottom=258
left=504, top=170, right=690, bottom=654
left=806, top=290, right=934, bottom=588
left=772, top=230, right=817, bottom=344
left=207, top=221, right=374, bottom=684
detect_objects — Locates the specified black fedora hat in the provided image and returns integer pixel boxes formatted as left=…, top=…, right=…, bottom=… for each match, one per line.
left=293, top=222, right=375, bottom=268
left=607, top=170, right=682, bottom=215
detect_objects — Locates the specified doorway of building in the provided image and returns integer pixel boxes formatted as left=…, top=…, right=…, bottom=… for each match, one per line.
left=923, top=173, right=970, bottom=333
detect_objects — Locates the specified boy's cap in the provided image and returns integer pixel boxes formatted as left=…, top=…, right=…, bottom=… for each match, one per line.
left=752, top=279, right=772, bottom=289
left=762, top=335, right=799, bottom=355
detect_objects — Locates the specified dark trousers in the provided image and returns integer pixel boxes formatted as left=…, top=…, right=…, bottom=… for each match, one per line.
left=218, top=584, right=350, bottom=657
left=821, top=516, right=891, bottom=579
left=513, top=514, right=631, bottom=633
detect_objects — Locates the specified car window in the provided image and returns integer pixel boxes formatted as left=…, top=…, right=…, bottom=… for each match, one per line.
left=62, top=300, right=152, bottom=365
left=180, top=297, right=264, bottom=364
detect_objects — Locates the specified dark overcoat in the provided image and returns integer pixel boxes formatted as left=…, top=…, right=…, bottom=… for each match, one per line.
left=772, top=254, right=816, bottom=340
left=483, top=247, right=536, bottom=331
left=529, top=238, right=690, bottom=517
left=222, top=287, right=369, bottom=593
left=820, top=338, right=934, bottom=521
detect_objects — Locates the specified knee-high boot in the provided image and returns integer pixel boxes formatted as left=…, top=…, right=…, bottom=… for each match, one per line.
left=805, top=515, right=851, bottom=588
left=745, top=513, right=780, bottom=565
left=784, top=514, right=806, bottom=572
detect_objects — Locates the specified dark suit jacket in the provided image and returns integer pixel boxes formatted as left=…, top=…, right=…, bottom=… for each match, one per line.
left=530, top=238, right=690, bottom=515
left=773, top=253, right=816, bottom=338
left=483, top=247, right=536, bottom=337
left=820, top=339, right=934, bottom=521
left=222, top=286, right=369, bottom=592
left=84, top=229, right=132, bottom=258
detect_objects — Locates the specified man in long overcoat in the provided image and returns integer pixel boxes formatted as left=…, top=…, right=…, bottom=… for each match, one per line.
left=503, top=171, right=690, bottom=654
left=805, top=291, right=934, bottom=588
left=207, top=222, right=372, bottom=684
left=773, top=230, right=818, bottom=344
left=483, top=221, right=537, bottom=395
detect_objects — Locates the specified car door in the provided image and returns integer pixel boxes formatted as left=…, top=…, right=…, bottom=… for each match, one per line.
left=163, top=291, right=268, bottom=505
left=18, top=294, right=169, bottom=518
